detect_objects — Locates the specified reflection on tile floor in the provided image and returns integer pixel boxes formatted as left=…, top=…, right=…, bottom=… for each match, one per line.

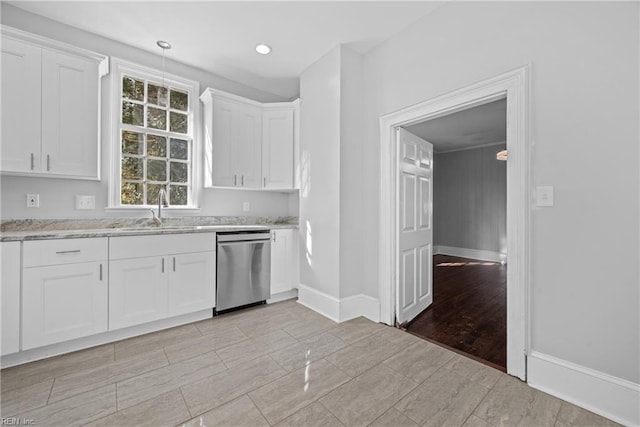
left=0, top=299, right=620, bottom=426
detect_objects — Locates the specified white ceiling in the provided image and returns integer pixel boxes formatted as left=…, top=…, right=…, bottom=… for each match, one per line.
left=405, top=99, right=507, bottom=153
left=8, top=1, right=444, bottom=99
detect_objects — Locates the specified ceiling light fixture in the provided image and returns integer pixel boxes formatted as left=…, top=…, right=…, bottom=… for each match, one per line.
left=156, top=40, right=171, bottom=106
left=255, top=43, right=271, bottom=55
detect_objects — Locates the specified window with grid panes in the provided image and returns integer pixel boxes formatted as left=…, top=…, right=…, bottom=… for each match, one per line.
left=118, top=73, right=193, bottom=206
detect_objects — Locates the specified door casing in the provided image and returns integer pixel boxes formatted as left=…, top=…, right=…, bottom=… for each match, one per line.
left=378, top=66, right=531, bottom=380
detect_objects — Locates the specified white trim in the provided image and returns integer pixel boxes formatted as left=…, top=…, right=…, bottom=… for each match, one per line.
left=1, top=309, right=211, bottom=368
left=435, top=140, right=506, bottom=155
left=297, top=284, right=340, bottom=322
left=297, top=284, right=381, bottom=323
left=267, top=289, right=298, bottom=304
left=339, top=294, right=380, bottom=323
left=434, top=245, right=506, bottom=263
left=378, top=66, right=530, bottom=380
left=108, top=57, right=201, bottom=209
left=528, top=351, right=640, bottom=426
left=200, top=87, right=263, bottom=108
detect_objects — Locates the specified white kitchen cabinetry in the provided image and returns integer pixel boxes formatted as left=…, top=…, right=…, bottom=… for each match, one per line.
left=22, top=238, right=108, bottom=350
left=270, top=228, right=299, bottom=297
left=201, top=88, right=299, bottom=190
left=0, top=27, right=107, bottom=179
left=109, top=233, right=215, bottom=330
left=1, top=242, right=21, bottom=355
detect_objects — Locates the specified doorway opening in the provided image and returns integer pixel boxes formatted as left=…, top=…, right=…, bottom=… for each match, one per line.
left=402, top=98, right=508, bottom=371
left=378, top=66, right=530, bottom=380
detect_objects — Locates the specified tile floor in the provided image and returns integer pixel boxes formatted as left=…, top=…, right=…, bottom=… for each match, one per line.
left=0, top=299, right=619, bottom=427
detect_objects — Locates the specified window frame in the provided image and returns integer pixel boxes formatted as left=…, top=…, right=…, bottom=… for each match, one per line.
left=108, top=58, right=200, bottom=210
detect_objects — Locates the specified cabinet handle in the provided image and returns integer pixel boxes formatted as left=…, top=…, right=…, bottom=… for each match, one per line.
left=263, top=177, right=266, bottom=187
left=162, top=258, right=165, bottom=273
left=30, top=153, right=34, bottom=170
left=99, top=263, right=103, bottom=281
left=272, top=232, right=276, bottom=243
left=241, top=175, right=244, bottom=186
left=234, top=174, right=237, bottom=186
left=47, top=154, right=51, bottom=171
left=55, top=250, right=81, bottom=254
left=173, top=257, right=176, bottom=272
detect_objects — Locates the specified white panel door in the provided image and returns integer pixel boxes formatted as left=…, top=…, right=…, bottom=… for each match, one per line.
left=41, top=49, right=99, bottom=178
left=1, top=242, right=21, bottom=355
left=22, top=262, right=108, bottom=349
left=168, top=251, right=216, bottom=316
left=262, top=109, right=294, bottom=189
left=1, top=38, right=42, bottom=173
left=397, top=128, right=433, bottom=324
left=211, top=97, right=237, bottom=187
left=109, top=256, right=168, bottom=330
left=236, top=102, right=262, bottom=188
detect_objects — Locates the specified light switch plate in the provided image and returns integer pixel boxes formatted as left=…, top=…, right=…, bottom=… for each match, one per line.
left=536, top=186, right=554, bottom=207
left=76, top=195, right=96, bottom=210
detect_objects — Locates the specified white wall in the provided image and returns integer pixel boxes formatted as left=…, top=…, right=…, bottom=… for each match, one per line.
left=362, top=1, right=638, bottom=386
left=299, top=46, right=341, bottom=298
left=0, top=3, right=296, bottom=220
left=433, top=144, right=507, bottom=255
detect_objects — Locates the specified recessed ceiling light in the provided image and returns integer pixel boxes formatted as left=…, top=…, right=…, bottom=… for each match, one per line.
left=255, top=44, right=271, bottom=55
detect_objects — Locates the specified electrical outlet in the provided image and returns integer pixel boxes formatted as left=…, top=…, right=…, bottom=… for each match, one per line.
left=536, top=186, right=554, bottom=207
left=243, top=202, right=250, bottom=212
left=76, top=195, right=96, bottom=210
left=26, top=194, right=40, bottom=208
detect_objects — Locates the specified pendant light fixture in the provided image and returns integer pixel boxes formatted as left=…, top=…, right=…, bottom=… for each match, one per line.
left=156, top=40, right=171, bottom=106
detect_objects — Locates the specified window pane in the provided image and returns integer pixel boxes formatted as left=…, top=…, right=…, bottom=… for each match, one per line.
left=121, top=157, right=143, bottom=180
left=147, top=107, right=167, bottom=130
left=122, top=76, right=144, bottom=101
left=147, top=159, right=167, bottom=181
left=170, top=161, right=188, bottom=183
left=170, top=138, right=188, bottom=160
left=170, top=185, right=188, bottom=205
left=121, top=182, right=143, bottom=205
left=148, top=83, right=168, bottom=107
left=147, top=134, right=167, bottom=157
left=122, top=131, right=143, bottom=155
left=147, top=183, right=166, bottom=205
left=170, top=112, right=188, bottom=134
left=122, top=101, right=143, bottom=126
left=170, top=89, right=188, bottom=111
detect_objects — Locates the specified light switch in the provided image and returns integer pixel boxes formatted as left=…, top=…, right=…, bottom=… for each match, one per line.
left=536, top=186, right=554, bottom=207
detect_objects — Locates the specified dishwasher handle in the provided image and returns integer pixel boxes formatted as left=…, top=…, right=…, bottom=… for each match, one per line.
left=217, top=232, right=271, bottom=243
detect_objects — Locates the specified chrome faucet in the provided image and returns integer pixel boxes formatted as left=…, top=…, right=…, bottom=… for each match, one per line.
left=150, top=189, right=169, bottom=227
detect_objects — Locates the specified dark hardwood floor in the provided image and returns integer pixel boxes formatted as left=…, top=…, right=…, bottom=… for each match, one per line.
left=406, top=254, right=507, bottom=370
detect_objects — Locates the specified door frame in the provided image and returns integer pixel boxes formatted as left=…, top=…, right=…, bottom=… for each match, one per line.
left=378, top=66, right=531, bottom=379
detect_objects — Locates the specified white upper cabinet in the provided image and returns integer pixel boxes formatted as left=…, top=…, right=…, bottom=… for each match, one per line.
left=201, top=88, right=299, bottom=190
left=0, top=27, right=108, bottom=180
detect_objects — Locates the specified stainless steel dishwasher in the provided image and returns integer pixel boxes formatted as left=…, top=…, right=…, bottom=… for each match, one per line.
left=216, top=231, right=271, bottom=313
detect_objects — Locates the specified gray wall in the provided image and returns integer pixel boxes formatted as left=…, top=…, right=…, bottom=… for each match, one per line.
left=433, top=144, right=506, bottom=254
left=0, top=3, right=297, bottom=220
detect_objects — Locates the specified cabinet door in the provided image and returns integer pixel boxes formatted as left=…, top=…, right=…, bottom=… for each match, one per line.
left=41, top=49, right=99, bottom=178
left=109, top=256, right=168, bottom=330
left=1, top=242, right=21, bottom=355
left=1, top=38, right=42, bottom=173
left=168, top=251, right=215, bottom=316
left=211, top=97, right=237, bottom=187
left=236, top=102, right=262, bottom=188
left=262, top=109, right=294, bottom=189
left=22, top=262, right=107, bottom=350
left=271, top=230, right=294, bottom=295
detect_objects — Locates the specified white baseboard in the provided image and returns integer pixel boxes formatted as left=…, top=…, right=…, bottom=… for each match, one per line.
left=528, top=351, right=640, bottom=426
left=297, top=284, right=380, bottom=323
left=267, top=289, right=298, bottom=304
left=1, top=309, right=212, bottom=369
left=434, top=245, right=506, bottom=263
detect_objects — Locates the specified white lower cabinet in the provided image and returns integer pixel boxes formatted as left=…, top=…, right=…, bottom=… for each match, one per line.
left=1, top=242, right=21, bottom=355
left=108, top=256, right=168, bottom=330
left=22, top=261, right=107, bottom=350
left=168, top=252, right=216, bottom=317
left=270, top=229, right=299, bottom=296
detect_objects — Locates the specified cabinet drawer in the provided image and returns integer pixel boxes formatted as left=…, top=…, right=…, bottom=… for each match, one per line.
left=23, top=238, right=108, bottom=267
left=109, top=233, right=216, bottom=260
